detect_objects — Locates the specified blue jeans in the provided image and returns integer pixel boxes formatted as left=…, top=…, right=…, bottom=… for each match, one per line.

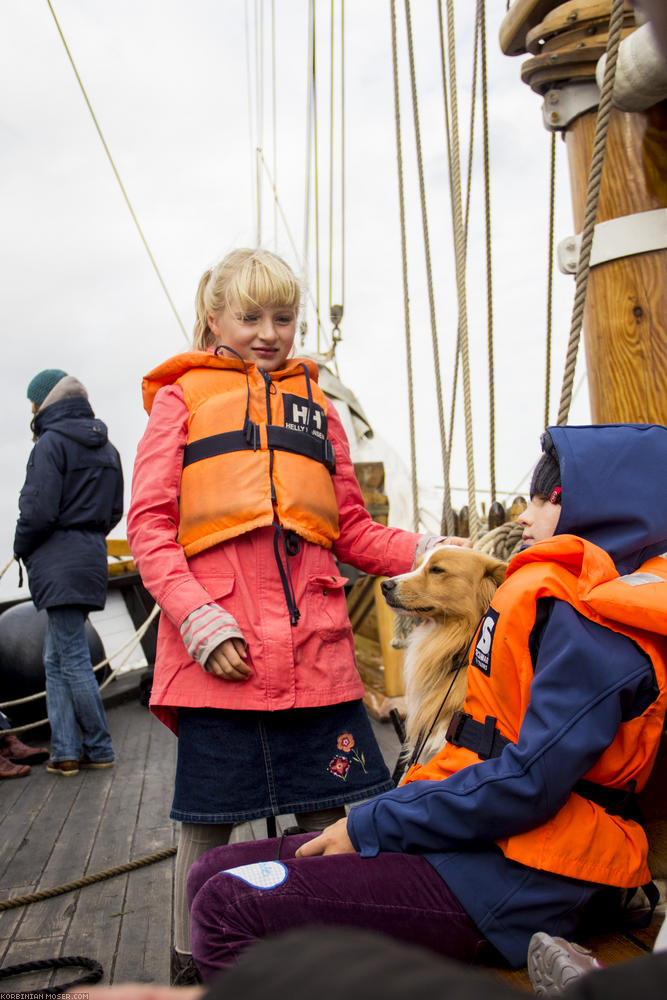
left=43, top=606, right=114, bottom=763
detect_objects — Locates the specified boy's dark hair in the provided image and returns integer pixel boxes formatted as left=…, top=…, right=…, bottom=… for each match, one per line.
left=530, top=431, right=561, bottom=501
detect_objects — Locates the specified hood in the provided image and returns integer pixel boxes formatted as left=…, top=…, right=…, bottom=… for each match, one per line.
left=33, top=396, right=110, bottom=449
left=548, top=423, right=667, bottom=575
left=141, top=350, right=320, bottom=414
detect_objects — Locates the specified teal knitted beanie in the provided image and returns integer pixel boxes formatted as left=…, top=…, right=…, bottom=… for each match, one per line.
left=27, top=369, right=68, bottom=407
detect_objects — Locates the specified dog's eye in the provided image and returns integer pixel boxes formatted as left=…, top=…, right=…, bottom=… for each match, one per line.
left=429, top=566, right=446, bottom=575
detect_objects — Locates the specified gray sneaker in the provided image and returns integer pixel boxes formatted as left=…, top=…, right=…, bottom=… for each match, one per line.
left=528, top=932, right=602, bottom=995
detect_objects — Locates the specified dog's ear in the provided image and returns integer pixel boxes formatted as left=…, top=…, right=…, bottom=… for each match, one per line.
left=477, top=555, right=507, bottom=608
left=487, top=557, right=507, bottom=587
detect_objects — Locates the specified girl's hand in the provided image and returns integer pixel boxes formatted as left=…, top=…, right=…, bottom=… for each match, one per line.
left=204, top=637, right=252, bottom=680
left=295, top=817, right=356, bottom=857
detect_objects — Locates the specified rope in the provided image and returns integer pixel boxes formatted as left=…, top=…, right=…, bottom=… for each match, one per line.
left=0, top=603, right=160, bottom=735
left=479, top=0, right=497, bottom=504
left=545, top=131, right=556, bottom=428
left=0, top=955, right=103, bottom=995
left=0, top=556, right=15, bottom=581
left=390, top=0, right=420, bottom=532
left=328, top=0, right=345, bottom=348
left=403, top=0, right=454, bottom=536
left=474, top=520, right=524, bottom=561
left=0, top=847, right=177, bottom=913
left=258, top=152, right=329, bottom=351
left=442, top=0, right=480, bottom=542
left=44, top=0, right=188, bottom=342
left=556, top=0, right=625, bottom=426
left=312, top=0, right=321, bottom=351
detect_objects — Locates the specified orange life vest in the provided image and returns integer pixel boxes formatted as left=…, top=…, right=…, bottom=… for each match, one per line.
left=403, top=536, right=667, bottom=888
left=142, top=351, right=340, bottom=557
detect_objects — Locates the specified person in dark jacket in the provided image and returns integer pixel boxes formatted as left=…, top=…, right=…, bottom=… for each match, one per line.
left=183, top=424, right=667, bottom=978
left=13, top=369, right=124, bottom=776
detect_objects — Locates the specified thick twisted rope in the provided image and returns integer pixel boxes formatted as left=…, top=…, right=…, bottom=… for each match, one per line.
left=403, top=0, right=455, bottom=536
left=474, top=520, right=524, bottom=561
left=390, top=0, right=420, bottom=532
left=545, top=131, right=556, bottom=428
left=556, top=0, right=625, bottom=425
left=442, top=0, right=480, bottom=542
left=0, top=846, right=177, bottom=913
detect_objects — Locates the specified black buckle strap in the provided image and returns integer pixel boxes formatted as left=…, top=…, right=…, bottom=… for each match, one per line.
left=445, top=711, right=643, bottom=823
left=445, top=711, right=510, bottom=761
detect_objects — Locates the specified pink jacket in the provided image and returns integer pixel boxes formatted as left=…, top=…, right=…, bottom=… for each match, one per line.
left=127, top=381, right=420, bottom=733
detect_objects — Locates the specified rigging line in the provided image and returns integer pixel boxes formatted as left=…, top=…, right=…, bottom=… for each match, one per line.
left=45, top=0, right=188, bottom=341
left=390, top=0, right=419, bottom=533
left=245, top=0, right=257, bottom=232
left=545, top=131, right=556, bottom=428
left=403, top=0, right=454, bottom=537
left=329, top=0, right=335, bottom=315
left=442, top=0, right=480, bottom=542
left=272, top=0, right=278, bottom=248
left=328, top=0, right=345, bottom=333
left=341, top=0, right=346, bottom=312
left=557, top=0, right=625, bottom=426
left=443, top=0, right=480, bottom=523
left=479, top=0, right=496, bottom=504
left=303, top=1, right=314, bottom=279
left=258, top=152, right=329, bottom=349
left=255, top=0, right=264, bottom=244
left=312, top=0, right=321, bottom=351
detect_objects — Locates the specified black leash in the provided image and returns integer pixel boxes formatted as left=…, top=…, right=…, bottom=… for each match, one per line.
left=0, top=955, right=103, bottom=997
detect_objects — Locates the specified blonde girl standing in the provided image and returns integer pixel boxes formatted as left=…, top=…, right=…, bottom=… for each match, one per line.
left=127, top=248, right=448, bottom=982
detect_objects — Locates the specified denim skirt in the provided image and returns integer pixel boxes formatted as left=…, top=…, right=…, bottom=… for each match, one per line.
left=171, top=699, right=394, bottom=823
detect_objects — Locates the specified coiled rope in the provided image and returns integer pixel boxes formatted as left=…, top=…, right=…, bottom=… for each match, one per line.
left=0, top=955, right=103, bottom=996
left=556, top=0, right=625, bottom=426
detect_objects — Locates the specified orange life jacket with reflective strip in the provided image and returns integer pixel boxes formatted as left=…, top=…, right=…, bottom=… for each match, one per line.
left=142, top=351, right=340, bottom=557
left=403, top=537, right=667, bottom=888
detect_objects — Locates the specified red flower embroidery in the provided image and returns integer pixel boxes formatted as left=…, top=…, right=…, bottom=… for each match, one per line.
left=337, top=732, right=355, bottom=752
left=328, top=754, right=350, bottom=780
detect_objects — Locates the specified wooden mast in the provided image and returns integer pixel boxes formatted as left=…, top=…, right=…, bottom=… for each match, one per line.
left=500, top=0, right=667, bottom=425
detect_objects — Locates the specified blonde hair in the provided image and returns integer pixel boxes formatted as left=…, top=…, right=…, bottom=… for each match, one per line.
left=193, top=247, right=301, bottom=349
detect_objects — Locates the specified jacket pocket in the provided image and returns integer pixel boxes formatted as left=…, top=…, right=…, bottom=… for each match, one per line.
left=196, top=574, right=236, bottom=603
left=307, top=574, right=350, bottom=641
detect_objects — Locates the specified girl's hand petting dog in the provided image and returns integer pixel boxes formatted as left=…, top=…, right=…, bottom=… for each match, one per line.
left=413, top=532, right=472, bottom=567
left=295, top=817, right=356, bottom=857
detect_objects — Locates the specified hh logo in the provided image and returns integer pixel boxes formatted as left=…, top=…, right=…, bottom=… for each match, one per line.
left=283, top=394, right=326, bottom=440
left=471, top=607, right=499, bottom=675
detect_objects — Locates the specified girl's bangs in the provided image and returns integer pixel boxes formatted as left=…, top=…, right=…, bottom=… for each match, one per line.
left=226, top=259, right=300, bottom=313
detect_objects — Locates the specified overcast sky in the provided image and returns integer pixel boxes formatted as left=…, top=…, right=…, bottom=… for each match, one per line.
left=0, top=1, right=591, bottom=601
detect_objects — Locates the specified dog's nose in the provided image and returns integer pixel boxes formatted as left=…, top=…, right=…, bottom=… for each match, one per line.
left=380, top=579, right=395, bottom=595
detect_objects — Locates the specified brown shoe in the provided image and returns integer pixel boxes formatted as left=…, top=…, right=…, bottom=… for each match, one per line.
left=46, top=759, right=79, bottom=776
left=1, top=733, right=50, bottom=764
left=79, top=754, right=114, bottom=769
left=0, top=755, right=30, bottom=779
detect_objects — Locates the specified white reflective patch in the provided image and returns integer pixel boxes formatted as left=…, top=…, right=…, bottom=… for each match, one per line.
left=221, top=861, right=288, bottom=890
left=617, top=573, right=663, bottom=587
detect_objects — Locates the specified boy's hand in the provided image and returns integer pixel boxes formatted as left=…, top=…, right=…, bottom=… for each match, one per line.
left=295, top=817, right=356, bottom=857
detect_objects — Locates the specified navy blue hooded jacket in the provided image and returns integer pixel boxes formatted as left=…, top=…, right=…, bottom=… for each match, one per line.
left=14, top=397, right=124, bottom=611
left=347, top=424, right=667, bottom=967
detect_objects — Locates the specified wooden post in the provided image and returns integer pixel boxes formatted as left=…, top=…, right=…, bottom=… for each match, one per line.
left=563, top=103, right=667, bottom=424
left=373, top=578, right=405, bottom=698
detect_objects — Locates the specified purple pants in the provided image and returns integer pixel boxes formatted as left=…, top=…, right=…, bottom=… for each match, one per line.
left=187, top=834, right=493, bottom=981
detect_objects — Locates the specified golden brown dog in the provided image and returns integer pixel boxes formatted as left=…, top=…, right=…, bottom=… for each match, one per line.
left=381, top=545, right=507, bottom=762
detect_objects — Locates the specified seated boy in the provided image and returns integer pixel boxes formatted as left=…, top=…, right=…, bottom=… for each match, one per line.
left=186, top=424, right=667, bottom=980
